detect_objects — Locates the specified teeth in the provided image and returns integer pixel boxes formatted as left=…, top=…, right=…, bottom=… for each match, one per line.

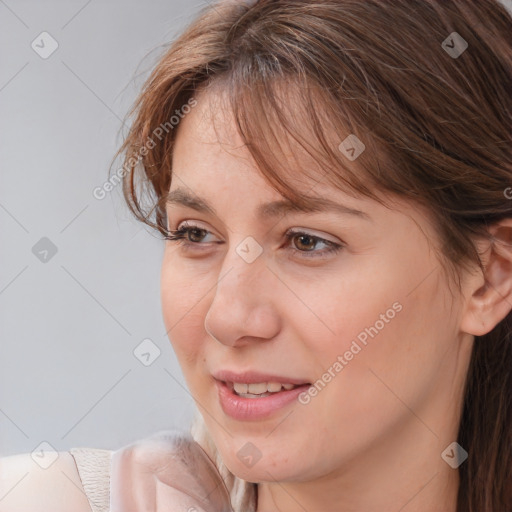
left=233, top=382, right=248, bottom=394
left=248, top=382, right=268, bottom=394
left=267, top=382, right=283, bottom=392
left=232, top=381, right=298, bottom=396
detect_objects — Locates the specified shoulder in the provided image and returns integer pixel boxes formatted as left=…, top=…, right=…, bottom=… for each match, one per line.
left=0, top=450, right=93, bottom=511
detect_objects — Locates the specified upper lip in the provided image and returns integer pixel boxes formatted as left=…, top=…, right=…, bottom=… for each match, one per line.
left=213, top=370, right=310, bottom=385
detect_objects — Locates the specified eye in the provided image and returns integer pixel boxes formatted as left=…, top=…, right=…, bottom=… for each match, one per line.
left=283, top=229, right=344, bottom=258
left=164, top=222, right=344, bottom=258
left=164, top=222, right=220, bottom=248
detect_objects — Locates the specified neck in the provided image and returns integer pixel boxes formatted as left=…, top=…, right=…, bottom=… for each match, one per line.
left=256, top=415, right=461, bottom=512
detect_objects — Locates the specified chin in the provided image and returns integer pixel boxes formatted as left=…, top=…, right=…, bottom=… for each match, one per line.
left=228, top=458, right=300, bottom=484
left=214, top=434, right=309, bottom=483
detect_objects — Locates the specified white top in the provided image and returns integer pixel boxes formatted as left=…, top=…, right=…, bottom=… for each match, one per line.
left=67, top=434, right=249, bottom=512
left=69, top=447, right=113, bottom=512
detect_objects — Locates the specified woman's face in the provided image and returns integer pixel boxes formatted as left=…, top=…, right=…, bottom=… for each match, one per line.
left=160, top=88, right=473, bottom=483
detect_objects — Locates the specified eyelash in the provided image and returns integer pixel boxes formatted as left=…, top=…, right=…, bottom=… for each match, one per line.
left=163, top=222, right=344, bottom=258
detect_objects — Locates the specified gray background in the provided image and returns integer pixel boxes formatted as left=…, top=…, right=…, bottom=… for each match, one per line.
left=0, top=0, right=209, bottom=457
left=1, top=0, right=511, bottom=458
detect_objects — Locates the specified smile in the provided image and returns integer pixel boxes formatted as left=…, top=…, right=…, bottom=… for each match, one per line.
left=212, top=371, right=312, bottom=420
left=229, top=381, right=299, bottom=398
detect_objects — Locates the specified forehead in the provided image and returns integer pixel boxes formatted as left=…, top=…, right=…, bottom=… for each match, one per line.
left=173, top=79, right=343, bottom=173
left=171, top=107, right=371, bottom=222
left=172, top=84, right=363, bottom=196
left=169, top=82, right=419, bottom=226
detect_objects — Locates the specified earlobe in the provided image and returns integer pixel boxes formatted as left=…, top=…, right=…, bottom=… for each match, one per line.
left=460, top=218, right=512, bottom=337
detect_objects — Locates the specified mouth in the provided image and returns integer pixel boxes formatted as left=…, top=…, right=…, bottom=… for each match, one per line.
left=227, top=381, right=306, bottom=398
left=212, top=371, right=312, bottom=420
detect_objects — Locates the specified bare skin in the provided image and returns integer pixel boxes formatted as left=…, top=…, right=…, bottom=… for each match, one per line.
left=1, top=87, right=510, bottom=512
left=161, top=86, right=512, bottom=512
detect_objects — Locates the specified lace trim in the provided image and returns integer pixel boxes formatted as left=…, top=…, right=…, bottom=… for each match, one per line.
left=69, top=447, right=113, bottom=512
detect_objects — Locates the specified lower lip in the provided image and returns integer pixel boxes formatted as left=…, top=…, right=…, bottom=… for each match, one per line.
left=215, top=380, right=311, bottom=421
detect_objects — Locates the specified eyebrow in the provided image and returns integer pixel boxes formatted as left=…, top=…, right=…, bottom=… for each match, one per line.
left=165, top=187, right=372, bottom=221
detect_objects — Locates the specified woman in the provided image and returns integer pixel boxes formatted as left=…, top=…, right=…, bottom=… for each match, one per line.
left=2, top=0, right=511, bottom=510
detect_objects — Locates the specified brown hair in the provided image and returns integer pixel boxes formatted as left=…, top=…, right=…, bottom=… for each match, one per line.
left=113, top=1, right=512, bottom=510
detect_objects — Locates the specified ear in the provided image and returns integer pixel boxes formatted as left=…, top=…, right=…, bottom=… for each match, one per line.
left=460, top=218, right=512, bottom=336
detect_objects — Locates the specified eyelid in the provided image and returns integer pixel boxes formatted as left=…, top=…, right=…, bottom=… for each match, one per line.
left=175, top=220, right=222, bottom=239
left=165, top=221, right=345, bottom=260
left=285, top=227, right=341, bottom=245
left=170, top=220, right=341, bottom=245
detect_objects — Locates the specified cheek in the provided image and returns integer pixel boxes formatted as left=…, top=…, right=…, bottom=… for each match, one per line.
left=316, top=267, right=456, bottom=434
left=294, top=257, right=404, bottom=367
left=303, top=252, right=455, bottom=425
left=160, top=256, right=211, bottom=372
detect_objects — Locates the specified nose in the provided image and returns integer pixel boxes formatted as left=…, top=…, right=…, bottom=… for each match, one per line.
left=204, top=248, right=281, bottom=347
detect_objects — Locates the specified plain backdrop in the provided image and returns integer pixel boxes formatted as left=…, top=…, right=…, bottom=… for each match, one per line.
left=1, top=0, right=512, bottom=458
left=0, top=0, right=209, bottom=457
